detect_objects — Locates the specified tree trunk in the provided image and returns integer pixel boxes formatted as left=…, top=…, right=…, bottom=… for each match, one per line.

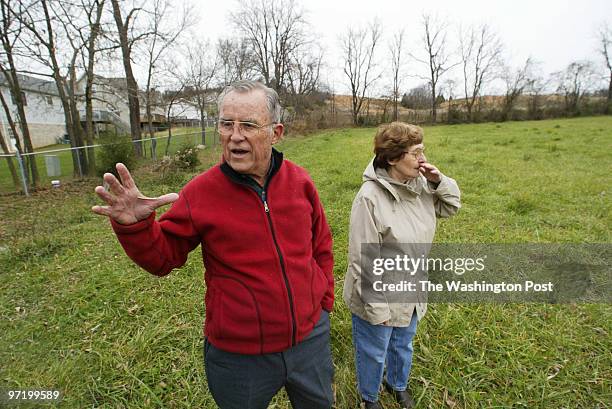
left=0, top=126, right=19, bottom=188
left=467, top=101, right=474, bottom=122
left=111, top=0, right=142, bottom=156
left=200, top=107, right=206, bottom=145
left=0, top=88, right=30, bottom=185
left=52, top=63, right=83, bottom=177
left=38, top=0, right=87, bottom=177
left=165, top=120, right=173, bottom=156
left=1, top=72, right=39, bottom=186
left=607, top=71, right=612, bottom=115
left=431, top=93, right=437, bottom=123
left=84, top=0, right=105, bottom=176
left=146, top=93, right=153, bottom=158
left=84, top=77, right=97, bottom=176
left=501, top=94, right=513, bottom=122
left=69, top=65, right=88, bottom=176
left=0, top=11, right=40, bottom=186
left=351, top=93, right=358, bottom=125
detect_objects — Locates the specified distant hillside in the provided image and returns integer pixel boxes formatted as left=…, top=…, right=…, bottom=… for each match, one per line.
left=328, top=93, right=606, bottom=113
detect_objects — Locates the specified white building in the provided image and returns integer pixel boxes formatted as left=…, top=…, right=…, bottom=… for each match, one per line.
left=75, top=75, right=167, bottom=134
left=0, top=73, right=208, bottom=152
left=169, top=99, right=206, bottom=126
left=0, top=74, right=66, bottom=151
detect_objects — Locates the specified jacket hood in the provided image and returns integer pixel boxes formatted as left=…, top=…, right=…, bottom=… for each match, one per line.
left=362, top=158, right=425, bottom=201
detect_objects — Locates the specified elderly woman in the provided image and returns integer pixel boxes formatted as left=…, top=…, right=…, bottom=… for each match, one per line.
left=343, top=122, right=461, bottom=409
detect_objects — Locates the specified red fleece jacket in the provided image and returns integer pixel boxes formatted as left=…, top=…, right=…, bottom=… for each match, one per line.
left=111, top=153, right=334, bottom=354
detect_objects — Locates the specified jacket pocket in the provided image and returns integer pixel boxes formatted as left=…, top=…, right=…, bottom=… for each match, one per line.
left=205, top=286, right=221, bottom=339
left=310, top=259, right=328, bottom=310
left=208, top=276, right=263, bottom=349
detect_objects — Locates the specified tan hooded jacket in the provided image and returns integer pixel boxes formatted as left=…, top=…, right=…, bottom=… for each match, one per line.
left=343, top=159, right=461, bottom=326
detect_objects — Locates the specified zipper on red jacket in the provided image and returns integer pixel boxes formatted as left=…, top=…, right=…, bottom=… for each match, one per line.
left=261, top=189, right=297, bottom=346
left=220, top=152, right=298, bottom=348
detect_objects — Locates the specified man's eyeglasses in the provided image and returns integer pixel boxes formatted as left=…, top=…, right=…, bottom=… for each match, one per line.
left=217, top=119, right=276, bottom=137
left=403, top=149, right=425, bottom=160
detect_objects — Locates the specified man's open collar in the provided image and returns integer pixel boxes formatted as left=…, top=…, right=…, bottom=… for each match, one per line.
left=220, top=148, right=284, bottom=187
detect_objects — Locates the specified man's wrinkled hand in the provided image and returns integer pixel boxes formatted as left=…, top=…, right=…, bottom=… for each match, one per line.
left=91, top=163, right=178, bottom=225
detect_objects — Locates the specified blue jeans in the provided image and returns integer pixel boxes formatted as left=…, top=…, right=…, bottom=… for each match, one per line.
left=351, top=312, right=418, bottom=402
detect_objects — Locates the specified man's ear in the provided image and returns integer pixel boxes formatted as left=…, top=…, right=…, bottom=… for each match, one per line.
left=271, top=123, right=284, bottom=145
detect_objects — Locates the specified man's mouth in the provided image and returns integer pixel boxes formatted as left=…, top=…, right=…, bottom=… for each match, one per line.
left=231, top=148, right=250, bottom=155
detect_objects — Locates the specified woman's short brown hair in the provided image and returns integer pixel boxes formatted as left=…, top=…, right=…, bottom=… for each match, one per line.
left=373, top=122, right=424, bottom=169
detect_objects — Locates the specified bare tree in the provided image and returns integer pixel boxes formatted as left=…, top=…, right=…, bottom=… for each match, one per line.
left=378, top=91, right=392, bottom=123
left=554, top=60, right=597, bottom=115
left=459, top=24, right=504, bottom=121
left=501, top=57, right=534, bottom=121
left=0, top=92, right=19, bottom=188
left=0, top=0, right=39, bottom=186
left=183, top=39, right=218, bottom=145
left=597, top=22, right=612, bottom=114
left=110, top=0, right=146, bottom=156
left=525, top=73, right=549, bottom=120
left=340, top=20, right=382, bottom=125
left=77, top=0, right=107, bottom=175
left=217, top=37, right=254, bottom=85
left=163, top=83, right=184, bottom=156
left=410, top=15, right=456, bottom=123
left=441, top=78, right=458, bottom=123
left=389, top=29, right=405, bottom=121
left=285, top=46, right=323, bottom=114
left=140, top=0, right=193, bottom=157
left=16, top=0, right=92, bottom=176
left=401, top=83, right=432, bottom=110
left=230, top=0, right=310, bottom=93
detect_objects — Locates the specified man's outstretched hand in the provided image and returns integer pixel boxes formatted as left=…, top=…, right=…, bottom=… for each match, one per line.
left=91, top=163, right=178, bottom=225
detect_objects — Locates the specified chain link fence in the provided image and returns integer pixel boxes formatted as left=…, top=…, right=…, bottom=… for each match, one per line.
left=0, top=126, right=220, bottom=196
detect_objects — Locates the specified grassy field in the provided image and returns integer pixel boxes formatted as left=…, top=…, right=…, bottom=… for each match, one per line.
left=0, top=127, right=218, bottom=193
left=0, top=116, right=610, bottom=408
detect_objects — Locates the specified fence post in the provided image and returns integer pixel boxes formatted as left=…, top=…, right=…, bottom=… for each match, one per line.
left=15, top=149, right=29, bottom=197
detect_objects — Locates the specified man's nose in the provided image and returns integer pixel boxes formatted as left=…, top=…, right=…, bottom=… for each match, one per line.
left=229, top=124, right=246, bottom=141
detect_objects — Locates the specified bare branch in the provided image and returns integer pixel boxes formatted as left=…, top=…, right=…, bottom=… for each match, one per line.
left=410, top=14, right=457, bottom=122
left=459, top=23, right=504, bottom=120
left=340, top=19, right=382, bottom=125
left=597, top=22, right=612, bottom=113
left=389, top=28, right=405, bottom=121
left=231, top=0, right=316, bottom=98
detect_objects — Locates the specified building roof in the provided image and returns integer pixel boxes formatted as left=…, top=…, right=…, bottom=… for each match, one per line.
left=0, top=73, right=59, bottom=96
left=91, top=75, right=127, bottom=90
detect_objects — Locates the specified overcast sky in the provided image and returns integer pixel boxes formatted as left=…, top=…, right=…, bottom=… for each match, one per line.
left=191, top=0, right=611, bottom=96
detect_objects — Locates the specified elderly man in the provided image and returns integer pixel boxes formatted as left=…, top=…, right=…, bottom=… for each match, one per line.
left=92, top=80, right=335, bottom=409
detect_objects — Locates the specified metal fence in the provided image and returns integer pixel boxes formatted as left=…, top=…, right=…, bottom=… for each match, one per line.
left=0, top=129, right=220, bottom=196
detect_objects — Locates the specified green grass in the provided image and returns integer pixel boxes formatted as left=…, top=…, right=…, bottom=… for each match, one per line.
left=1, top=117, right=611, bottom=408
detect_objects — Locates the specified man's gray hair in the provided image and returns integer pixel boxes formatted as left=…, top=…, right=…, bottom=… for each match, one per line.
left=217, top=80, right=282, bottom=123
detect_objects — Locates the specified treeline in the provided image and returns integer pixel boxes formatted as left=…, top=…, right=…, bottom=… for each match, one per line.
left=400, top=63, right=610, bottom=124
left=1, top=0, right=611, bottom=190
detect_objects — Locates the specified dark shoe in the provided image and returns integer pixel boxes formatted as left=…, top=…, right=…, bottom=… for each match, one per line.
left=383, top=381, right=415, bottom=409
left=361, top=399, right=383, bottom=409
